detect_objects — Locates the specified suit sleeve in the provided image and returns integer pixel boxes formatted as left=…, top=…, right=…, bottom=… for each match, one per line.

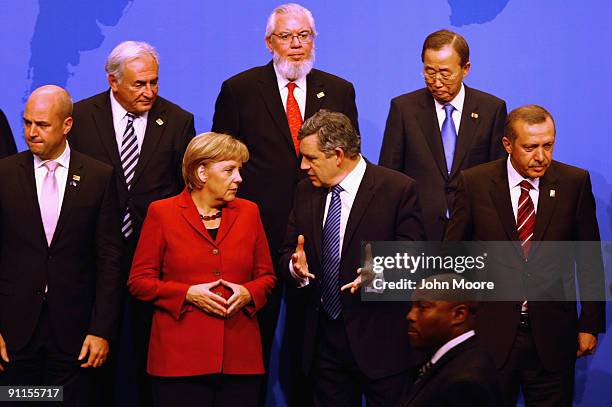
left=489, top=100, right=507, bottom=160
left=445, top=172, right=473, bottom=241
left=0, top=109, right=17, bottom=158
left=89, top=168, right=123, bottom=341
left=396, top=177, right=426, bottom=241
left=242, top=207, right=277, bottom=316
left=343, top=83, right=360, bottom=135
left=574, top=171, right=606, bottom=334
left=211, top=81, right=240, bottom=137
left=127, top=205, right=191, bottom=321
left=378, top=99, right=405, bottom=172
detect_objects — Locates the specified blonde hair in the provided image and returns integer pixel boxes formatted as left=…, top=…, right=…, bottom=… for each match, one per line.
left=182, top=132, right=249, bottom=190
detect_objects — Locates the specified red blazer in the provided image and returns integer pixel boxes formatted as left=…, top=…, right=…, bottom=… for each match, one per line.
left=128, top=189, right=276, bottom=376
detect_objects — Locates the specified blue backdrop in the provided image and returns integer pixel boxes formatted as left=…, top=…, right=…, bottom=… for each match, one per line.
left=1, top=1, right=610, bottom=405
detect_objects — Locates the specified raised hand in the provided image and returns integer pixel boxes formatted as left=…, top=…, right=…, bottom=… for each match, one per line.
left=291, top=234, right=314, bottom=280
left=341, top=243, right=376, bottom=294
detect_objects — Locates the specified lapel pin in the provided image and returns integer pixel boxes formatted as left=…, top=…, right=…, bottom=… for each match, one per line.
left=471, top=112, right=479, bottom=119
left=156, top=118, right=164, bottom=126
left=70, top=174, right=80, bottom=187
left=550, top=189, right=556, bottom=198
left=316, top=92, right=325, bottom=99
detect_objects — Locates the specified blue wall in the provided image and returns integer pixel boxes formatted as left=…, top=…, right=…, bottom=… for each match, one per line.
left=1, top=1, right=610, bottom=405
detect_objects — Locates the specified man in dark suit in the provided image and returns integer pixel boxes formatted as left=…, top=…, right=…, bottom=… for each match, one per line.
left=0, top=108, right=17, bottom=158
left=445, top=105, right=606, bottom=406
left=68, top=41, right=195, bottom=406
left=401, top=274, right=502, bottom=407
left=0, top=85, right=122, bottom=405
left=280, top=110, right=425, bottom=406
left=379, top=29, right=507, bottom=241
left=212, top=4, right=359, bottom=404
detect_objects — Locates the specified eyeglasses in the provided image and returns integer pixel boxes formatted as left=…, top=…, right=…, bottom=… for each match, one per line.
left=271, top=31, right=314, bottom=44
left=421, top=71, right=460, bottom=84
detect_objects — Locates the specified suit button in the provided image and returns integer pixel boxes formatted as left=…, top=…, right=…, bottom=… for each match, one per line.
left=36, top=290, right=42, bottom=295
left=212, top=249, right=219, bottom=255
left=213, top=270, right=221, bottom=276
left=216, top=291, right=223, bottom=297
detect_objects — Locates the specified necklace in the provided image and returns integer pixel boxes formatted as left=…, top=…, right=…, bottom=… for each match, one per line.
left=199, top=211, right=222, bottom=221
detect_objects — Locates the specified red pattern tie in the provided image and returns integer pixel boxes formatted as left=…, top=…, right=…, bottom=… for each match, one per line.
left=286, top=82, right=302, bottom=154
left=517, top=180, right=535, bottom=259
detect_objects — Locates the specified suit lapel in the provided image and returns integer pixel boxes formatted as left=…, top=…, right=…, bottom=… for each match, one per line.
left=312, top=187, right=327, bottom=269
left=451, top=86, right=479, bottom=176
left=342, top=164, right=376, bottom=256
left=178, top=190, right=215, bottom=246
left=92, top=91, right=125, bottom=185
left=131, top=98, right=167, bottom=188
left=257, top=62, right=295, bottom=153
left=417, top=93, right=448, bottom=179
left=215, top=202, right=239, bottom=246
left=532, top=164, right=558, bottom=248
left=52, top=151, right=84, bottom=247
left=490, top=163, right=520, bottom=242
left=304, top=70, right=324, bottom=120
left=17, top=152, right=47, bottom=247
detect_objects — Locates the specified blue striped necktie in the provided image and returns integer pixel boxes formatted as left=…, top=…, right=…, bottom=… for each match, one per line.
left=441, top=103, right=456, bottom=174
left=321, top=184, right=343, bottom=319
left=120, top=112, right=139, bottom=238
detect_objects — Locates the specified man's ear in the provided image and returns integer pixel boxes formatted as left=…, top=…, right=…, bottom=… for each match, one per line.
left=335, top=148, right=345, bottom=166
left=451, top=303, right=469, bottom=326
left=502, top=136, right=513, bottom=155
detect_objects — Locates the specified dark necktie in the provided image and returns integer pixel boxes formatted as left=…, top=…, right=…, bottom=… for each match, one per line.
left=321, top=185, right=343, bottom=319
left=121, top=112, right=138, bottom=238
left=414, top=360, right=433, bottom=384
left=441, top=103, right=457, bottom=174
left=286, top=82, right=302, bottom=154
left=517, top=180, right=535, bottom=259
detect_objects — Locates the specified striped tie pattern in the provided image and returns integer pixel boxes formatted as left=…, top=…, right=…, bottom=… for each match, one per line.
left=414, top=360, right=433, bottom=384
left=321, top=185, right=343, bottom=319
left=121, top=112, right=138, bottom=238
left=517, top=180, right=535, bottom=259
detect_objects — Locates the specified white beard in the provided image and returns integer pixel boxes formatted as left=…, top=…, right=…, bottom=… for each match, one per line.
left=273, top=48, right=315, bottom=81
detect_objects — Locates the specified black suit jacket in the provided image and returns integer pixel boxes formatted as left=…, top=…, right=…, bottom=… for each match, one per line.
left=0, top=150, right=122, bottom=354
left=0, top=109, right=17, bottom=158
left=69, top=90, right=195, bottom=247
left=212, top=61, right=359, bottom=260
left=400, top=336, right=503, bottom=407
left=445, top=158, right=606, bottom=370
left=379, top=86, right=507, bottom=240
left=280, top=161, right=425, bottom=379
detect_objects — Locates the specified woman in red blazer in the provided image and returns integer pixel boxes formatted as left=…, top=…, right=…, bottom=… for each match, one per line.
left=128, top=132, right=276, bottom=407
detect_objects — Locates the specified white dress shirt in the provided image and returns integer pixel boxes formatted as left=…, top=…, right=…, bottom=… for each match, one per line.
left=433, top=83, right=466, bottom=135
left=430, top=329, right=475, bottom=364
left=110, top=91, right=148, bottom=153
left=290, top=156, right=367, bottom=286
left=34, top=142, right=71, bottom=220
left=506, top=156, right=540, bottom=222
left=273, top=64, right=307, bottom=120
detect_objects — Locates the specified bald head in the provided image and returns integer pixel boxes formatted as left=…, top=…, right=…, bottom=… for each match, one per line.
left=24, top=85, right=73, bottom=160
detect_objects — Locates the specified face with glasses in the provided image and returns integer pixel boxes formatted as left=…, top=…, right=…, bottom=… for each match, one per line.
left=422, top=44, right=470, bottom=104
left=266, top=13, right=314, bottom=80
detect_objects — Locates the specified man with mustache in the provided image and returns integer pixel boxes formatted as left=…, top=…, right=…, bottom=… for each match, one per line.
left=212, top=3, right=359, bottom=406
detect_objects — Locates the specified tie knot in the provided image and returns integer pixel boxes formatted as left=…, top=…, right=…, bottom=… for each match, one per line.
left=44, top=161, right=59, bottom=173
left=519, top=180, right=533, bottom=192
left=287, top=82, right=297, bottom=93
left=126, top=112, right=136, bottom=123
left=443, top=103, right=454, bottom=116
left=331, top=184, right=344, bottom=196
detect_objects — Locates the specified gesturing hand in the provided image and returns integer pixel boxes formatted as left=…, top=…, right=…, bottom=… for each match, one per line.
left=0, top=333, right=9, bottom=372
left=341, top=243, right=376, bottom=294
left=222, top=280, right=253, bottom=318
left=292, top=234, right=314, bottom=280
left=576, top=332, right=597, bottom=357
left=186, top=280, right=228, bottom=318
left=78, top=335, right=109, bottom=368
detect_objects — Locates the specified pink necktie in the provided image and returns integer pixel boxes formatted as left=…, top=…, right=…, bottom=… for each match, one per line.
left=41, top=161, right=60, bottom=245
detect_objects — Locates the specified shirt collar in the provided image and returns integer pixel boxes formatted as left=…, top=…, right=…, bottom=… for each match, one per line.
left=33, top=141, right=71, bottom=169
left=337, top=155, right=366, bottom=197
left=433, top=82, right=466, bottom=113
left=430, top=330, right=475, bottom=364
left=273, top=64, right=307, bottom=91
left=109, top=90, right=148, bottom=123
left=507, top=155, right=539, bottom=191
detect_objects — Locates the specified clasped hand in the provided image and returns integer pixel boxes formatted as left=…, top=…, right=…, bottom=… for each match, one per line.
left=186, top=279, right=252, bottom=318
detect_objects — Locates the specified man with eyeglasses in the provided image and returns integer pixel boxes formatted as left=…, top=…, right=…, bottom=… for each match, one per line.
left=212, top=3, right=358, bottom=406
left=379, top=29, right=507, bottom=242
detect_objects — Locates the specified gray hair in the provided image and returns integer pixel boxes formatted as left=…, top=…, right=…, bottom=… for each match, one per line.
left=298, top=110, right=360, bottom=159
left=105, top=41, right=159, bottom=83
left=265, top=3, right=317, bottom=38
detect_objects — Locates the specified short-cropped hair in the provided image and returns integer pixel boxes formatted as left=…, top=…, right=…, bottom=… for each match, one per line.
left=505, top=105, right=555, bottom=142
left=421, top=29, right=470, bottom=67
left=105, top=41, right=159, bottom=83
left=298, top=110, right=360, bottom=158
left=182, top=132, right=249, bottom=190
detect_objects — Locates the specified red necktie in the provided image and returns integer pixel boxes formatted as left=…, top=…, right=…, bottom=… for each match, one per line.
left=286, top=82, right=302, bottom=154
left=517, top=180, right=535, bottom=259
